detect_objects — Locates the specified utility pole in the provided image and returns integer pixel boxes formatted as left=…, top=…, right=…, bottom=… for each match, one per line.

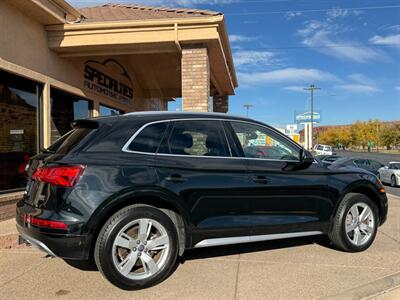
left=304, top=84, right=320, bottom=150
left=243, top=104, right=253, bottom=117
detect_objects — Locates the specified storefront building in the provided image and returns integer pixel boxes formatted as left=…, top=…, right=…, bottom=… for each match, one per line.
left=0, top=0, right=237, bottom=199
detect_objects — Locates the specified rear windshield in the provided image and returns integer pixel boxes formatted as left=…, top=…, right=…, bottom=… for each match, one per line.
left=47, top=127, right=94, bottom=155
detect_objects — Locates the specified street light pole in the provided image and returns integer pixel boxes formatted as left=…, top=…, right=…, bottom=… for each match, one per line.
left=304, top=84, right=320, bottom=150
left=243, top=104, right=253, bottom=117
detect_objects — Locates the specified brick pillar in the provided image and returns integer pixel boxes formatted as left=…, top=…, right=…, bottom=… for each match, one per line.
left=181, top=46, right=210, bottom=112
left=213, top=95, right=229, bottom=113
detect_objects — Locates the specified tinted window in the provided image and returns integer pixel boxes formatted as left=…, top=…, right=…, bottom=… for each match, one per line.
left=369, top=160, right=383, bottom=168
left=317, top=145, right=324, bottom=150
left=128, top=122, right=168, bottom=153
left=354, top=159, right=368, bottom=166
left=160, top=120, right=229, bottom=157
left=0, top=70, right=40, bottom=192
left=52, top=128, right=94, bottom=155
left=390, top=163, right=400, bottom=169
left=230, top=121, right=300, bottom=160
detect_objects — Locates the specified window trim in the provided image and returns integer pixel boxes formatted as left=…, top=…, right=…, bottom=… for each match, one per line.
left=121, top=118, right=302, bottom=162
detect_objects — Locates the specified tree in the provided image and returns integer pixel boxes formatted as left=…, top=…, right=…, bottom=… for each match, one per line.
left=381, top=123, right=400, bottom=149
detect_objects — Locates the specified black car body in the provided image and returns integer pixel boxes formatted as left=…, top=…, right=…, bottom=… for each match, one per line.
left=16, top=112, right=388, bottom=289
left=316, top=155, right=342, bottom=167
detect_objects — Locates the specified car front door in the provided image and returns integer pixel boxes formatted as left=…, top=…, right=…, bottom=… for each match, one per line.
left=226, top=120, right=333, bottom=236
left=154, top=119, right=251, bottom=247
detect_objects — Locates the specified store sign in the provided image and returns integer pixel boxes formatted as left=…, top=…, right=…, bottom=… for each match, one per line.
left=295, top=111, right=321, bottom=123
left=83, top=59, right=133, bottom=104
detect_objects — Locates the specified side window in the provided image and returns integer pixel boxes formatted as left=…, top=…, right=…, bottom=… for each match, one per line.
left=354, top=159, right=367, bottom=166
left=127, top=122, right=168, bottom=153
left=317, top=145, right=324, bottom=150
left=160, top=120, right=230, bottom=157
left=370, top=161, right=381, bottom=168
left=229, top=121, right=300, bottom=160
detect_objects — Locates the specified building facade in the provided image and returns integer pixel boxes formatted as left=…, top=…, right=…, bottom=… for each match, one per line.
left=0, top=0, right=237, bottom=198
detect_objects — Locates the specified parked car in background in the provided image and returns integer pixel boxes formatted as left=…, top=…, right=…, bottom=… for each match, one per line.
left=16, top=112, right=388, bottom=290
left=330, top=157, right=384, bottom=175
left=316, top=155, right=342, bottom=166
left=378, top=162, right=400, bottom=187
left=314, top=144, right=333, bottom=156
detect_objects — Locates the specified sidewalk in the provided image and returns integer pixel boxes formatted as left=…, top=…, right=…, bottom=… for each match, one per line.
left=0, top=195, right=399, bottom=299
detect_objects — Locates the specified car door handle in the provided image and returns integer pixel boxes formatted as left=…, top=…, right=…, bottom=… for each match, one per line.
left=165, top=174, right=186, bottom=182
left=252, top=176, right=268, bottom=184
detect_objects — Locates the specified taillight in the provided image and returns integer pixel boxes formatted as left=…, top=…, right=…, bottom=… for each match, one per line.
left=23, top=213, right=68, bottom=229
left=32, top=165, right=85, bottom=187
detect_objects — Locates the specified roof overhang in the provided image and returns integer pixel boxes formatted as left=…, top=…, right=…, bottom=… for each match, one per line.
left=46, top=15, right=238, bottom=95
left=8, top=0, right=83, bottom=25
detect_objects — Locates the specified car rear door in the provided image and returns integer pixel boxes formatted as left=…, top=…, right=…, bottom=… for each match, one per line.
left=226, top=120, right=332, bottom=236
left=154, top=119, right=252, bottom=247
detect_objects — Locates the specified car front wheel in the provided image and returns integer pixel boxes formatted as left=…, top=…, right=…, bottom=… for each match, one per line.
left=94, top=205, right=179, bottom=290
left=391, top=175, right=397, bottom=187
left=328, top=193, right=378, bottom=252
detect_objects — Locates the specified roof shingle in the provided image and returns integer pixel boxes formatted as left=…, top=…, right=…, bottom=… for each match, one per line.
left=78, top=3, right=222, bottom=22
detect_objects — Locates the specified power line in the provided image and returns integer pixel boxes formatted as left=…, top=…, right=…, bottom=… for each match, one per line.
left=225, top=4, right=400, bottom=16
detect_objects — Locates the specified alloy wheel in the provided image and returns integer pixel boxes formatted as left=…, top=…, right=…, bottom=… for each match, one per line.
left=112, top=218, right=170, bottom=280
left=345, top=203, right=375, bottom=246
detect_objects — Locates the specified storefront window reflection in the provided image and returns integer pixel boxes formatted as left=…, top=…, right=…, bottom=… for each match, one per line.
left=100, top=104, right=123, bottom=116
left=0, top=70, right=39, bottom=193
left=50, top=88, right=92, bottom=144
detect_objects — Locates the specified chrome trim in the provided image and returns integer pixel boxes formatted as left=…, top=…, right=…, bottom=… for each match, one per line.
left=121, top=118, right=302, bottom=163
left=194, top=231, right=323, bottom=248
left=17, top=226, right=56, bottom=257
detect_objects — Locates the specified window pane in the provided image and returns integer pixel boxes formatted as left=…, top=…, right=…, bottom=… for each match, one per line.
left=128, top=122, right=168, bottom=153
left=100, top=105, right=122, bottom=116
left=55, top=128, right=95, bottom=155
left=51, top=88, right=92, bottom=144
left=230, top=121, right=300, bottom=160
left=0, top=70, right=39, bottom=192
left=163, top=120, right=229, bottom=157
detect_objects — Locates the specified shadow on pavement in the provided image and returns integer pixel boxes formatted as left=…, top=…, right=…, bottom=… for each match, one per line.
left=180, top=235, right=334, bottom=263
left=63, top=235, right=335, bottom=272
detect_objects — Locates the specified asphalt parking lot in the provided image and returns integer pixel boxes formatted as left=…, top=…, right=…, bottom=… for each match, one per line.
left=0, top=193, right=399, bottom=299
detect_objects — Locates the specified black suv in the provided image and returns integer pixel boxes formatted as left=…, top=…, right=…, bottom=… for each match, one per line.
left=16, top=112, right=388, bottom=290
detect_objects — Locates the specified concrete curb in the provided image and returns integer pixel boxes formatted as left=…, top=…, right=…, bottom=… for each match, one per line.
left=322, top=272, right=400, bottom=300
left=387, top=193, right=400, bottom=200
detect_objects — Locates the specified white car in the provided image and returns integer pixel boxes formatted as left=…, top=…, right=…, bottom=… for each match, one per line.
left=314, top=144, right=333, bottom=156
left=378, top=162, right=400, bottom=187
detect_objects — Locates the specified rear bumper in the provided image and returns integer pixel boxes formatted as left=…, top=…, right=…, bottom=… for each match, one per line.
left=16, top=203, right=91, bottom=260
left=17, top=225, right=56, bottom=257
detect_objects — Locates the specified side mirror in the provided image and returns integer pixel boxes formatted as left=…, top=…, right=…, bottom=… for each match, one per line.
left=384, top=166, right=389, bottom=169
left=300, top=149, right=314, bottom=163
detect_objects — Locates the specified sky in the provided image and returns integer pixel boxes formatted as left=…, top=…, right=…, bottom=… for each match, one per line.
left=69, top=0, right=400, bottom=128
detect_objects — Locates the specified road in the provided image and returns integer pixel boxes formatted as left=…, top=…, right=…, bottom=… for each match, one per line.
left=1, top=194, right=400, bottom=299
left=336, top=150, right=400, bottom=197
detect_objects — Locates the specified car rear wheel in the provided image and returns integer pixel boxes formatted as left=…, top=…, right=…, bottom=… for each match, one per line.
left=391, top=175, right=397, bottom=187
left=328, top=193, right=378, bottom=252
left=94, top=205, right=179, bottom=290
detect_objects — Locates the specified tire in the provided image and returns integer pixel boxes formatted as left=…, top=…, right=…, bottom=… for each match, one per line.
left=94, top=205, right=179, bottom=290
left=328, top=193, right=379, bottom=252
left=391, top=175, right=397, bottom=187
